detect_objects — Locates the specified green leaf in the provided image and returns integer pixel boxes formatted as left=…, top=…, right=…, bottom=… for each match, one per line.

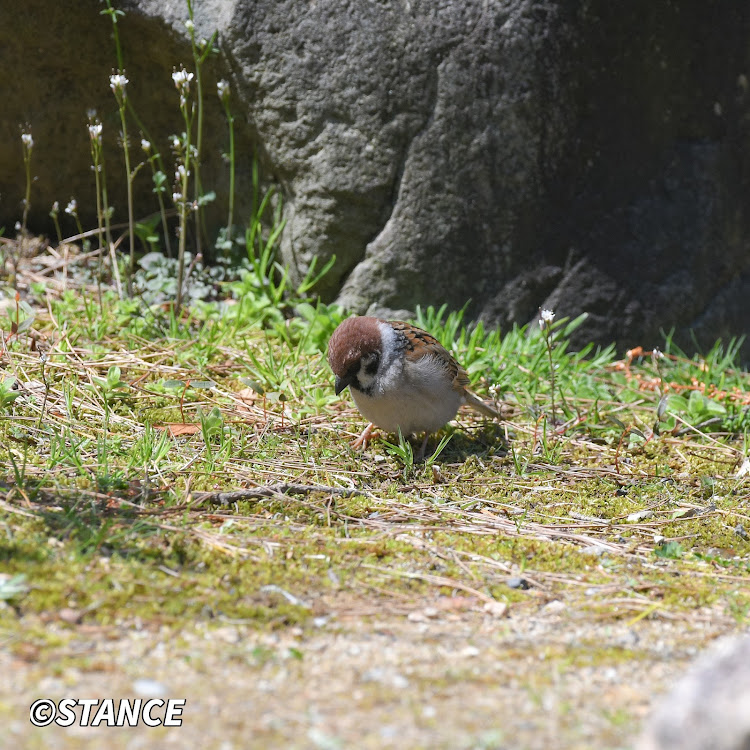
left=197, top=191, right=216, bottom=207
left=671, top=507, right=700, bottom=520
left=239, top=377, right=265, bottom=395
left=190, top=380, right=216, bottom=390
left=666, top=394, right=689, bottom=412
left=653, top=540, right=683, bottom=559
left=0, top=573, right=28, bottom=600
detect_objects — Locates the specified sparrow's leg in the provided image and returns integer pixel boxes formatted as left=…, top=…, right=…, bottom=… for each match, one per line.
left=415, top=432, right=431, bottom=462
left=352, top=422, right=376, bottom=450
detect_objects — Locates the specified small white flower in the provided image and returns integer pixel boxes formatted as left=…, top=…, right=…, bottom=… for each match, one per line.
left=52, top=201, right=59, bottom=213
left=109, top=73, right=129, bottom=95
left=217, top=79, right=229, bottom=100
left=21, top=132, right=34, bottom=148
left=185, top=19, right=194, bottom=32
left=88, top=122, right=103, bottom=142
left=172, top=68, right=194, bottom=90
left=541, top=309, right=555, bottom=323
left=14, top=221, right=21, bottom=231
left=141, top=138, right=151, bottom=152
left=172, top=192, right=183, bottom=204
left=176, top=164, right=189, bottom=181
left=172, top=136, right=181, bottom=150
left=652, top=347, right=664, bottom=360
left=65, top=199, right=77, bottom=215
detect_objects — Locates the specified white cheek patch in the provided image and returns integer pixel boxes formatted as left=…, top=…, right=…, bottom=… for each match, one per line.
left=356, top=363, right=377, bottom=391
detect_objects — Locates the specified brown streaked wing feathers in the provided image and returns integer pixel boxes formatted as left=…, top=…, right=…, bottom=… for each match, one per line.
left=386, top=320, right=470, bottom=391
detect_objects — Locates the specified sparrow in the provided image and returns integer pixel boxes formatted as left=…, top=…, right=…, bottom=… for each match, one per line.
left=327, top=316, right=500, bottom=457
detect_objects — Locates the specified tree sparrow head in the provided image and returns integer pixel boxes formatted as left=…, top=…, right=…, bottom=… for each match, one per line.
left=327, top=316, right=383, bottom=395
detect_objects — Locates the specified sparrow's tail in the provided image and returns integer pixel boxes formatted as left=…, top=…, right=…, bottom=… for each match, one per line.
left=464, top=391, right=501, bottom=419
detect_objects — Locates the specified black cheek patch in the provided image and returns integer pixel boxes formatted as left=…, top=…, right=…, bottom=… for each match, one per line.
left=364, top=355, right=380, bottom=376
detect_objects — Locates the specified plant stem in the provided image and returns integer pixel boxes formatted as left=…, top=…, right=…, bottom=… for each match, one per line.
left=224, top=100, right=235, bottom=253
left=99, top=159, right=123, bottom=300
left=92, top=140, right=105, bottom=309
left=544, top=327, right=557, bottom=425
left=186, top=0, right=204, bottom=255
left=175, top=123, right=192, bottom=314
left=147, top=154, right=173, bottom=257
left=21, top=139, right=32, bottom=234
left=115, top=102, right=136, bottom=295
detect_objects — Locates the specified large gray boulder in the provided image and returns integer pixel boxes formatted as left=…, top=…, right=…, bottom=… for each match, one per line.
left=2, top=1, right=749, bottom=355
left=637, top=633, right=750, bottom=750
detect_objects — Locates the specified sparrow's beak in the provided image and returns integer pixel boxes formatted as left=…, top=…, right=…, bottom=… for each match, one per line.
left=334, top=373, right=354, bottom=396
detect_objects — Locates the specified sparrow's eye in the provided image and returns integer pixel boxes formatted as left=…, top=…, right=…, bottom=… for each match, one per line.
left=363, top=352, right=380, bottom=376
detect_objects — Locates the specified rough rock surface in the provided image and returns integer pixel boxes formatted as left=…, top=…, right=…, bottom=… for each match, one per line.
left=637, top=633, right=750, bottom=750
left=2, top=1, right=750, bottom=354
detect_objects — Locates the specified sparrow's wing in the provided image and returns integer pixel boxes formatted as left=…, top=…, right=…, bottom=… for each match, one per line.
left=387, top=320, right=499, bottom=418
left=387, top=320, right=471, bottom=391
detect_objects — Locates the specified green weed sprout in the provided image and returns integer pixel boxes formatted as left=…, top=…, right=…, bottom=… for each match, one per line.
left=425, top=433, right=452, bottom=469
left=0, top=375, right=21, bottom=411
left=383, top=428, right=415, bottom=479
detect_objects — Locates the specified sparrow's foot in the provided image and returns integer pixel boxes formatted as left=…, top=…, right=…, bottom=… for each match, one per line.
left=352, top=422, right=377, bottom=451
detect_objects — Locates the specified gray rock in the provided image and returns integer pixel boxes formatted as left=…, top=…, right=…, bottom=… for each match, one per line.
left=2, top=1, right=750, bottom=355
left=505, top=576, right=530, bottom=590
left=637, top=634, right=750, bottom=750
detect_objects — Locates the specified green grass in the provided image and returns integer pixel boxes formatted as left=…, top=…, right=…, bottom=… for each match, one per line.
left=1, top=256, right=749, bottom=646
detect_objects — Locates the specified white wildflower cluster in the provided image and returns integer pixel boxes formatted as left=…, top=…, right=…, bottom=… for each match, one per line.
left=184, top=19, right=194, bottom=33
left=488, top=383, right=501, bottom=399
left=141, top=138, right=151, bottom=153
left=21, top=132, right=34, bottom=149
left=88, top=122, right=103, bottom=144
left=217, top=79, right=230, bottom=101
left=173, top=163, right=192, bottom=207
left=109, top=72, right=129, bottom=99
left=172, top=67, right=194, bottom=106
left=65, top=199, right=78, bottom=216
left=172, top=68, right=194, bottom=88
left=539, top=308, right=555, bottom=329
